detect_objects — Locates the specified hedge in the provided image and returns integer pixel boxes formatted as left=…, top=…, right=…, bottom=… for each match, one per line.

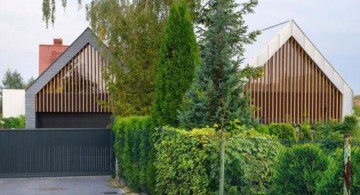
left=316, top=146, right=360, bottom=194
left=155, top=127, right=214, bottom=194
left=270, top=144, right=330, bottom=194
left=155, top=127, right=282, bottom=194
left=112, top=116, right=153, bottom=193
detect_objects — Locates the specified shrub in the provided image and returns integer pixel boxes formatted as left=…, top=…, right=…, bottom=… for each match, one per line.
left=155, top=127, right=282, bottom=195
left=255, top=124, right=269, bottom=135
left=316, top=146, right=360, bottom=194
left=341, top=115, right=359, bottom=137
left=299, top=122, right=312, bottom=140
left=219, top=132, right=282, bottom=194
left=268, top=123, right=296, bottom=140
left=155, top=127, right=214, bottom=194
left=270, top=144, right=329, bottom=194
left=112, top=116, right=152, bottom=193
left=2, top=115, right=25, bottom=129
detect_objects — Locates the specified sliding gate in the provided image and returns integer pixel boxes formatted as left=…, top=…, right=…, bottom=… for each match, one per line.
left=0, top=128, right=114, bottom=177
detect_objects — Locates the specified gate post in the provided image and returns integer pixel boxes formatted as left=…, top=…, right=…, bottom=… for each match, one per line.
left=343, top=134, right=351, bottom=195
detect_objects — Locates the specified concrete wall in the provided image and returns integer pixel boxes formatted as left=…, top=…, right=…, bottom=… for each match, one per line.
left=3, top=89, right=25, bottom=118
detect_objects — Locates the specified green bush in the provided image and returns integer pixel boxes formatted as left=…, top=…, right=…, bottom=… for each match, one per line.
left=299, top=122, right=312, bottom=140
left=268, top=123, right=296, bottom=140
left=219, top=132, right=282, bottom=194
left=255, top=124, right=269, bottom=135
left=155, top=127, right=213, bottom=194
left=270, top=144, right=330, bottom=195
left=112, top=116, right=152, bottom=193
left=155, top=127, right=282, bottom=195
left=2, top=115, right=25, bottom=129
left=316, top=146, right=360, bottom=194
left=341, top=115, right=359, bottom=137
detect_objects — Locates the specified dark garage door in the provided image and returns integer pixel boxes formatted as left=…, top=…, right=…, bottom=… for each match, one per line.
left=0, top=128, right=114, bottom=178
left=36, top=112, right=112, bottom=128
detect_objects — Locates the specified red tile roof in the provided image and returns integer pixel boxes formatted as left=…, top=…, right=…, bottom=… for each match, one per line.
left=39, top=38, right=68, bottom=75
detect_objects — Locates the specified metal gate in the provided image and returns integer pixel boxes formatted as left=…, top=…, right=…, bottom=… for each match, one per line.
left=0, top=128, right=114, bottom=178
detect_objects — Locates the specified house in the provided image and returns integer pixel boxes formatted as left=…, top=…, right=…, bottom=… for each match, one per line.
left=2, top=89, right=25, bottom=118
left=25, top=28, right=111, bottom=128
left=245, top=20, right=353, bottom=124
left=26, top=21, right=353, bottom=128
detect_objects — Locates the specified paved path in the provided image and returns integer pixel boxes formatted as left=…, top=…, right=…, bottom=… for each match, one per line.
left=0, top=176, right=121, bottom=195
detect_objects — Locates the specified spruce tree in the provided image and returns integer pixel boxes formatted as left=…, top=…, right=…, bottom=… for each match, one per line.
left=152, top=0, right=200, bottom=126
left=177, top=0, right=259, bottom=194
left=178, top=0, right=259, bottom=130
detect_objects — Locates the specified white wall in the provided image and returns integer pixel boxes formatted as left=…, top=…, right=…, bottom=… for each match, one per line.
left=2, top=89, right=25, bottom=118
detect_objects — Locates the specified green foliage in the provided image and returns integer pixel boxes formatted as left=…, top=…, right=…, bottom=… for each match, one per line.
left=316, top=146, right=360, bottom=194
left=312, top=116, right=359, bottom=149
left=152, top=0, right=200, bottom=127
left=112, top=116, right=152, bottom=193
left=213, top=134, right=282, bottom=194
left=342, top=115, right=359, bottom=136
left=270, top=144, right=329, bottom=195
left=299, top=121, right=312, bottom=140
left=1, top=69, right=25, bottom=89
left=44, top=0, right=201, bottom=117
left=255, top=124, right=269, bottom=134
left=155, top=127, right=214, bottom=194
left=1, top=115, right=25, bottom=129
left=268, top=123, right=296, bottom=140
left=154, top=127, right=282, bottom=194
left=178, top=0, right=260, bottom=130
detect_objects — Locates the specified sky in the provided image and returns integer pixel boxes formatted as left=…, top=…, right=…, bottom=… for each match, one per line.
left=0, top=0, right=359, bottom=94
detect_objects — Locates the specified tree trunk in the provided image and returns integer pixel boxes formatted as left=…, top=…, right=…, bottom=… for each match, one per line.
left=219, top=131, right=225, bottom=195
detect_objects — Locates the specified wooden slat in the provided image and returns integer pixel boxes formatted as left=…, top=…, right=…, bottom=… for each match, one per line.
left=35, top=44, right=109, bottom=113
left=244, top=37, right=343, bottom=124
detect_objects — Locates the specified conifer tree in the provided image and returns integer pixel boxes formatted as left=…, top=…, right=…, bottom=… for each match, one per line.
left=177, top=0, right=259, bottom=194
left=178, top=0, right=259, bottom=130
left=152, top=0, right=200, bottom=126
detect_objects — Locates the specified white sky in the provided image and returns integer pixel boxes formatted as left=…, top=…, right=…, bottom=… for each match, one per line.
left=0, top=0, right=359, bottom=94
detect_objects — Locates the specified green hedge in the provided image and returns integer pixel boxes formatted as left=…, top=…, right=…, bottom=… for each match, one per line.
left=155, top=127, right=214, bottom=194
left=112, top=116, right=153, bottom=193
left=155, top=127, right=282, bottom=194
left=270, top=144, right=330, bottom=194
left=268, top=123, right=296, bottom=140
left=220, top=131, right=283, bottom=194
left=316, top=146, right=360, bottom=194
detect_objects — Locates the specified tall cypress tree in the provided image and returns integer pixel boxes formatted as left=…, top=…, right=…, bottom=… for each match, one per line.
left=178, top=0, right=259, bottom=130
left=152, top=0, right=200, bottom=126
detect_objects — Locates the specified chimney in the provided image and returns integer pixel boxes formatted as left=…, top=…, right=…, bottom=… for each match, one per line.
left=39, top=38, right=69, bottom=75
left=53, top=38, right=63, bottom=45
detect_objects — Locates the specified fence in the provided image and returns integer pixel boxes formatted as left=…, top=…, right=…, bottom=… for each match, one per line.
left=0, top=128, right=114, bottom=177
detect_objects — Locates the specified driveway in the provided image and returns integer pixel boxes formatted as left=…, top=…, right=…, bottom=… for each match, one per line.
left=0, top=176, right=122, bottom=195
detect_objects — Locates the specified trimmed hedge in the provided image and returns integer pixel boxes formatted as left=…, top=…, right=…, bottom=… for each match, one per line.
left=316, top=146, right=360, bottom=194
left=112, top=116, right=153, bottom=193
left=270, top=144, right=330, bottom=194
left=155, top=127, right=214, bottom=194
left=155, top=127, right=282, bottom=194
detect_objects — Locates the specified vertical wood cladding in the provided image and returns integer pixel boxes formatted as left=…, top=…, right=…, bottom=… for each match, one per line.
left=36, top=44, right=110, bottom=112
left=246, top=37, right=342, bottom=124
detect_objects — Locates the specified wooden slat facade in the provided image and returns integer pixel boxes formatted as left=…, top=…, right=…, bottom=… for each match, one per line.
left=246, top=37, right=342, bottom=124
left=36, top=44, right=110, bottom=113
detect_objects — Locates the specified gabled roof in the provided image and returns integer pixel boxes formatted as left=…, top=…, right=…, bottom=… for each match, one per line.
left=245, top=20, right=353, bottom=117
left=246, top=20, right=351, bottom=95
left=26, top=27, right=106, bottom=95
